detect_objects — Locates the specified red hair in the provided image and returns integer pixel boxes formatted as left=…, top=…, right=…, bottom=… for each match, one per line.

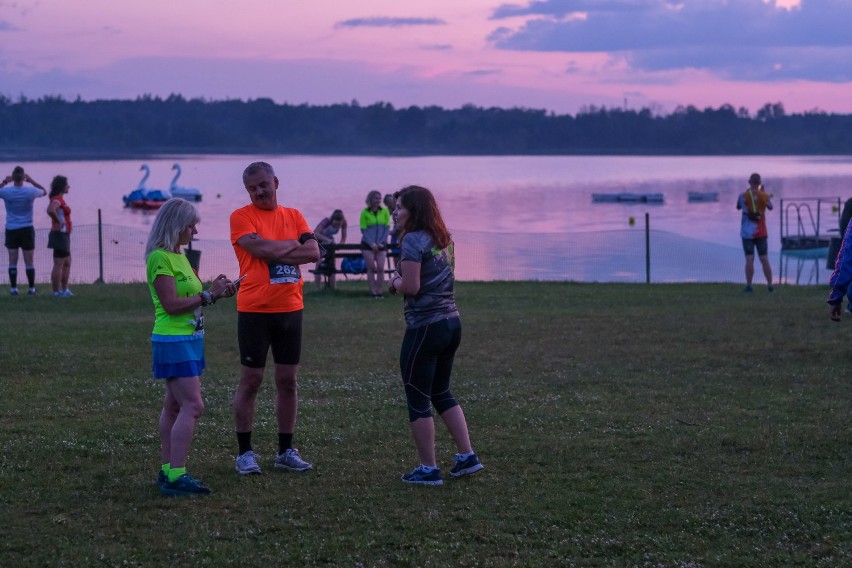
left=393, top=185, right=451, bottom=249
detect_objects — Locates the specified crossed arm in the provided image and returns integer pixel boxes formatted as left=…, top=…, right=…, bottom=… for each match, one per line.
left=236, top=232, right=321, bottom=265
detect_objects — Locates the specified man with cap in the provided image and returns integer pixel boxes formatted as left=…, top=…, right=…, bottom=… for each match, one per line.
left=736, top=172, right=774, bottom=292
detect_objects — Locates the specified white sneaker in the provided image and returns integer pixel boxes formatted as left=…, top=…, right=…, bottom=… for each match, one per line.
left=235, top=450, right=262, bottom=475
left=274, top=448, right=313, bottom=471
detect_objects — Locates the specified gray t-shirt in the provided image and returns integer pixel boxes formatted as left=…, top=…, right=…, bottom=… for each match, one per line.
left=400, top=230, right=459, bottom=328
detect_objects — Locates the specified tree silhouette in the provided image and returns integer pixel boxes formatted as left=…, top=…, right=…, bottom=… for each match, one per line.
left=1, top=96, right=851, bottom=157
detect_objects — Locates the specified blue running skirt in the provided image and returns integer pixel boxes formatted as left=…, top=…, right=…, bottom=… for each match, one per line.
left=151, top=335, right=206, bottom=379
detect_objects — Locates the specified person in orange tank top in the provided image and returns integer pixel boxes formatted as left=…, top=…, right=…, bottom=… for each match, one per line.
left=229, top=162, right=321, bottom=475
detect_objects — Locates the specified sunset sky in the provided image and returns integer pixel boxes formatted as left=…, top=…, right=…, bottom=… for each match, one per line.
left=1, top=0, right=849, bottom=115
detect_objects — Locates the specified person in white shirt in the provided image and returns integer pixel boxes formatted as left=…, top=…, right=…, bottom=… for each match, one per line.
left=0, top=166, right=47, bottom=295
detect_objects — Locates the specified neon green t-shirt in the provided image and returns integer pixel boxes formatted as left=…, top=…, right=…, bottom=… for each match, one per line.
left=146, top=249, right=203, bottom=336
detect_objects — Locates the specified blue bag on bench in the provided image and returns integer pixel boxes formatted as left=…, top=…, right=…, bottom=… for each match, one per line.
left=341, top=256, right=366, bottom=274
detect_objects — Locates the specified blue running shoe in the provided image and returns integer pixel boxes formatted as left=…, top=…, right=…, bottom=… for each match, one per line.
left=274, top=448, right=313, bottom=472
left=450, top=452, right=484, bottom=478
left=401, top=465, right=443, bottom=486
left=156, top=470, right=168, bottom=487
left=235, top=450, right=262, bottom=475
left=160, top=473, right=211, bottom=496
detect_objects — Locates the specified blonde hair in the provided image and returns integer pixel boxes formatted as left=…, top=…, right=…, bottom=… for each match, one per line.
left=144, top=198, right=201, bottom=258
left=365, top=190, right=382, bottom=206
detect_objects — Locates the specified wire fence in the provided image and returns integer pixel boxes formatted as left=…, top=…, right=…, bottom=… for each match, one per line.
left=2, top=222, right=836, bottom=287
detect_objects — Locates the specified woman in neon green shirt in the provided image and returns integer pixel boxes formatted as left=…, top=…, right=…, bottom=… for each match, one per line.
left=360, top=190, right=390, bottom=298
left=145, top=199, right=237, bottom=496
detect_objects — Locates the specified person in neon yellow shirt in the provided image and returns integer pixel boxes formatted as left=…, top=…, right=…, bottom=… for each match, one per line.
left=145, top=198, right=237, bottom=496
left=360, top=190, right=391, bottom=298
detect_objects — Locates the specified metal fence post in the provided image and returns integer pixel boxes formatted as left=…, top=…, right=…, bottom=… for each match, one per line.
left=95, top=209, right=104, bottom=284
left=645, top=212, right=650, bottom=284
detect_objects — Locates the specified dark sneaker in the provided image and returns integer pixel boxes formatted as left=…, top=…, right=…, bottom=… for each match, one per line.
left=160, top=473, right=211, bottom=496
left=156, top=470, right=168, bottom=487
left=274, top=448, right=313, bottom=471
left=450, top=453, right=484, bottom=478
left=743, top=285, right=753, bottom=293
left=235, top=450, right=262, bottom=475
left=401, top=465, right=443, bottom=486
left=768, top=285, right=775, bottom=292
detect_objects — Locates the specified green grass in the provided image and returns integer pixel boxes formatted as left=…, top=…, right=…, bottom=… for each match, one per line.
left=0, top=282, right=849, bottom=566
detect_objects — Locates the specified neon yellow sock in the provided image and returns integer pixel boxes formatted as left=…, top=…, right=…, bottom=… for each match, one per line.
left=168, top=466, right=186, bottom=483
left=161, top=463, right=170, bottom=475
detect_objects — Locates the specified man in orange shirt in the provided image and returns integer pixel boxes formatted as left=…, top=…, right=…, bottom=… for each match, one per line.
left=230, top=162, right=321, bottom=475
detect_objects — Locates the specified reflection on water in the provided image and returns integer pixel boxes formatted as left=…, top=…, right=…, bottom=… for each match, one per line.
left=779, top=248, right=833, bottom=286
left=20, top=224, right=838, bottom=285
left=3, top=155, right=851, bottom=283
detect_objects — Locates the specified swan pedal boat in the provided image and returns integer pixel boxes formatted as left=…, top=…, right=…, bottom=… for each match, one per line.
left=122, top=188, right=169, bottom=209
left=169, top=187, right=203, bottom=202
left=168, top=163, right=203, bottom=202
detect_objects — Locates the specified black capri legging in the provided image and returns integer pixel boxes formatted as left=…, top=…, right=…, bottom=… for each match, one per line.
left=400, top=317, right=461, bottom=422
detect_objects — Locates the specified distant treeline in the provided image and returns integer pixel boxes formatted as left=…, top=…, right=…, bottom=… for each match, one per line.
left=2, top=94, right=852, bottom=157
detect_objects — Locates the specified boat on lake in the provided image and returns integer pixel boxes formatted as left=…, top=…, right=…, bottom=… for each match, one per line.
left=169, top=163, right=203, bottom=202
left=592, top=192, right=664, bottom=203
left=123, top=164, right=170, bottom=208
left=169, top=186, right=202, bottom=202
left=687, top=191, right=719, bottom=202
left=122, top=188, right=170, bottom=209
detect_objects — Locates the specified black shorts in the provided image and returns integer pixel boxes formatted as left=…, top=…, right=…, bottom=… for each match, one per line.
left=742, top=237, right=768, bottom=256
left=238, top=310, right=303, bottom=368
left=47, top=231, right=71, bottom=258
left=5, top=227, right=35, bottom=250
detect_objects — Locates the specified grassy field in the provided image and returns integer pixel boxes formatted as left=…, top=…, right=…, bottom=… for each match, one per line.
left=0, top=281, right=849, bottom=566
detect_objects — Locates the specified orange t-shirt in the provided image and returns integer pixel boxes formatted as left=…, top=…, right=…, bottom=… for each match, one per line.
left=230, top=204, right=311, bottom=313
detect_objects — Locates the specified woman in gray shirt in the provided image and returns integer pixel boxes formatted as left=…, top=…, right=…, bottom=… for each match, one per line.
left=388, top=185, right=483, bottom=486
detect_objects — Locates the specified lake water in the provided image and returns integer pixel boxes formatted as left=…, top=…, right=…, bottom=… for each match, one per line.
left=3, top=154, right=852, bottom=284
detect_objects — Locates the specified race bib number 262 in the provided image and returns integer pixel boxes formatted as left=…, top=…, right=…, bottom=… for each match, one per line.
left=268, top=263, right=301, bottom=284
